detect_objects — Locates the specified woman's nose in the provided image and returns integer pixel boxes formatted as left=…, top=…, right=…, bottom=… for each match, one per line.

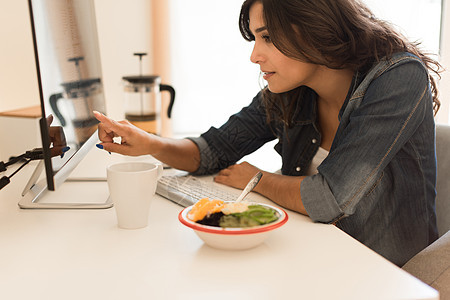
left=250, top=43, right=263, bottom=64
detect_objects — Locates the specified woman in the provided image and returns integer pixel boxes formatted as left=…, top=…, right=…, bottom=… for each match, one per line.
left=95, top=0, right=441, bottom=266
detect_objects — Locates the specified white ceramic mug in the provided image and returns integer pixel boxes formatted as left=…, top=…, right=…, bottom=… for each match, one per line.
left=107, top=162, right=163, bottom=229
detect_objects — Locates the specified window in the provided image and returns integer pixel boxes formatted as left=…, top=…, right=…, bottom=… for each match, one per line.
left=169, top=0, right=260, bottom=134
left=363, top=0, right=449, bottom=123
left=363, top=0, right=442, bottom=55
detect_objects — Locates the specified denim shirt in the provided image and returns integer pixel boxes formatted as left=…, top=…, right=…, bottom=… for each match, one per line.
left=189, top=52, right=438, bottom=266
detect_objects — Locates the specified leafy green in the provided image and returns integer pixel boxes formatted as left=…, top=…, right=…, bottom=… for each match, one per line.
left=219, top=205, right=278, bottom=228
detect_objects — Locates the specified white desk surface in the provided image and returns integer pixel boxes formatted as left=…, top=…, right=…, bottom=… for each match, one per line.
left=0, top=147, right=439, bottom=300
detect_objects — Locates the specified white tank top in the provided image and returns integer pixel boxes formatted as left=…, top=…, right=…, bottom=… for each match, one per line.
left=305, top=147, right=329, bottom=176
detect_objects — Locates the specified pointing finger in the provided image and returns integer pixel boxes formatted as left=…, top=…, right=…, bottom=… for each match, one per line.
left=93, top=111, right=128, bottom=137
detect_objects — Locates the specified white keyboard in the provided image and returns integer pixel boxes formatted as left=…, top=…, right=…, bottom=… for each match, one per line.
left=156, top=175, right=239, bottom=207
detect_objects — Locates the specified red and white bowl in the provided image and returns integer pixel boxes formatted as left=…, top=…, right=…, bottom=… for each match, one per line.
left=178, top=203, right=288, bottom=250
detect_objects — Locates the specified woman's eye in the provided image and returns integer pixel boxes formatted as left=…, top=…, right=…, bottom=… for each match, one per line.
left=262, top=35, right=271, bottom=43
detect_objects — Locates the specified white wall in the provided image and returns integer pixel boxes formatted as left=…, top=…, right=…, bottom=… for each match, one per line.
left=0, top=0, right=39, bottom=112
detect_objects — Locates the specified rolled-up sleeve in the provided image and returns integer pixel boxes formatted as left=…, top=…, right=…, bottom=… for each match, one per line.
left=186, top=136, right=217, bottom=175
left=301, top=59, right=432, bottom=223
left=301, top=174, right=345, bottom=222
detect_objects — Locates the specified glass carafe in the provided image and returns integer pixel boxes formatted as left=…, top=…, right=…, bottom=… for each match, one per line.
left=49, top=78, right=105, bottom=143
left=122, top=75, right=175, bottom=135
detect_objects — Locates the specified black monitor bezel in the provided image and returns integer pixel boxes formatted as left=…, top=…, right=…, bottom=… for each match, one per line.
left=28, top=0, right=55, bottom=190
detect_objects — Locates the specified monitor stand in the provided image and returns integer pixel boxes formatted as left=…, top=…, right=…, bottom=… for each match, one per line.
left=18, top=160, right=113, bottom=209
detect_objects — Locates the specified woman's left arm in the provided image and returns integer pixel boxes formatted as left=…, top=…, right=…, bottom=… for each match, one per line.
left=302, top=58, right=434, bottom=224
left=214, top=162, right=308, bottom=214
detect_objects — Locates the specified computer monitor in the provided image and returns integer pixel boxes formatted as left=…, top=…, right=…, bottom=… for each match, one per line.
left=19, top=0, right=112, bottom=209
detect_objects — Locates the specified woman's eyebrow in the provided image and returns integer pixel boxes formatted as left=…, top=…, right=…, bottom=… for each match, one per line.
left=254, top=26, right=267, bottom=33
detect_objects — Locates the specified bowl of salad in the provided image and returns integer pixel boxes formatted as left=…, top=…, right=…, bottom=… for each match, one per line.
left=178, top=198, right=288, bottom=250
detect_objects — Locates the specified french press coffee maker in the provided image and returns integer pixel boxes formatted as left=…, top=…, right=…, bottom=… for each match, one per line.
left=122, top=53, right=175, bottom=135
left=49, top=56, right=105, bottom=143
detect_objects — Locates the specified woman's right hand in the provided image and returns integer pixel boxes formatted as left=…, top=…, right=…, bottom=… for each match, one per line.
left=93, top=111, right=161, bottom=156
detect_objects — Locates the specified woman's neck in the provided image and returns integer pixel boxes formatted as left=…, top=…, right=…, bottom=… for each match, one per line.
left=311, top=67, right=355, bottom=110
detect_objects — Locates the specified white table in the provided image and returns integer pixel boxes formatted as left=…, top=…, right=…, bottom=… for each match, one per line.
left=0, top=147, right=439, bottom=300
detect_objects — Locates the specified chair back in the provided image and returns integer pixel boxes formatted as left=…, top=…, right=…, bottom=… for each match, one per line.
left=436, top=124, right=450, bottom=237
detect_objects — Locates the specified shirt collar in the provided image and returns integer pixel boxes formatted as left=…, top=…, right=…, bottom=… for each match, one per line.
left=291, top=87, right=317, bottom=124
left=338, top=71, right=362, bottom=120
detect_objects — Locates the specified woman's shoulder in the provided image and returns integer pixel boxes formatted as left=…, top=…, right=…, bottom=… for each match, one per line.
left=345, top=52, right=430, bottom=113
left=355, top=52, right=428, bottom=93
left=370, top=52, right=428, bottom=78
left=388, top=51, right=422, bottom=62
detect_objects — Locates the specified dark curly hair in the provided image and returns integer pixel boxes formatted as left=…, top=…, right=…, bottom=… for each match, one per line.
left=239, top=0, right=441, bottom=127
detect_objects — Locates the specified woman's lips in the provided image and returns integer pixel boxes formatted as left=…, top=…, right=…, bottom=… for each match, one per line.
left=263, top=72, right=275, bottom=80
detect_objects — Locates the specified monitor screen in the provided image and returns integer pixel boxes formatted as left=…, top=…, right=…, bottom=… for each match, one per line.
left=20, top=0, right=110, bottom=208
